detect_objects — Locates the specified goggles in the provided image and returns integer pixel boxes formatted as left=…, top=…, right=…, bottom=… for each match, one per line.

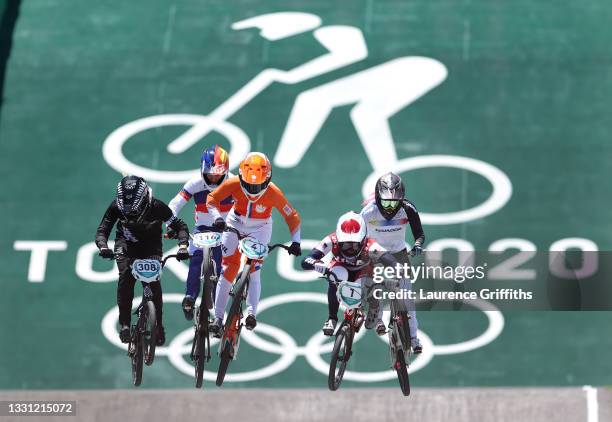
left=380, top=199, right=400, bottom=210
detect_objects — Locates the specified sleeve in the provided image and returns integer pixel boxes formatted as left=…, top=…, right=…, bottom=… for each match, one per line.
left=359, top=203, right=374, bottom=235
left=403, top=200, right=425, bottom=247
left=158, top=199, right=189, bottom=246
left=207, top=177, right=238, bottom=221
left=95, top=201, right=119, bottom=249
left=168, top=181, right=193, bottom=217
left=270, top=184, right=301, bottom=242
left=300, top=249, right=326, bottom=270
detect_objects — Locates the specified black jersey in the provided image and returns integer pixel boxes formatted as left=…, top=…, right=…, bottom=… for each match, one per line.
left=95, top=197, right=189, bottom=258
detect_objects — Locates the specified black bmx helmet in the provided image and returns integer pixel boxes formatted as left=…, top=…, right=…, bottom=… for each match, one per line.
left=116, top=175, right=151, bottom=222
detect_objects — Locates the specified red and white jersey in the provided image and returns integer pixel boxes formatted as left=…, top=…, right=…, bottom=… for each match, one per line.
left=314, top=232, right=387, bottom=271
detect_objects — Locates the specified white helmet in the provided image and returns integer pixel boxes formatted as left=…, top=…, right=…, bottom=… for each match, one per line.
left=335, top=211, right=367, bottom=258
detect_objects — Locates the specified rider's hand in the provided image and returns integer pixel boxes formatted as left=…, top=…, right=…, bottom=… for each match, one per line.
left=176, top=245, right=190, bottom=261
left=313, top=261, right=327, bottom=275
left=410, top=244, right=423, bottom=257
left=99, top=247, right=114, bottom=259
left=165, top=226, right=178, bottom=239
left=212, top=218, right=226, bottom=231
left=288, top=242, right=301, bottom=256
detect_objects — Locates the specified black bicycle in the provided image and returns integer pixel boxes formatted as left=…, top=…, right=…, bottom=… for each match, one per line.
left=325, top=270, right=413, bottom=395
left=324, top=271, right=366, bottom=391
left=126, top=254, right=179, bottom=387
left=215, top=228, right=290, bottom=387
left=188, top=230, right=224, bottom=388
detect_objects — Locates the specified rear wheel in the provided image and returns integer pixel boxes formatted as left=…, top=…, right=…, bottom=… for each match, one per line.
left=143, top=301, right=157, bottom=366
left=328, top=324, right=353, bottom=391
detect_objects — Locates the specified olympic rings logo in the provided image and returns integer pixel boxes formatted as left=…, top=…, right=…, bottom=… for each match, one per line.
left=101, top=292, right=504, bottom=383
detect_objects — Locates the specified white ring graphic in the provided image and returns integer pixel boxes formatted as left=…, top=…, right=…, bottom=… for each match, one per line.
left=362, top=155, right=513, bottom=225
left=101, top=292, right=504, bottom=383
left=102, top=114, right=250, bottom=183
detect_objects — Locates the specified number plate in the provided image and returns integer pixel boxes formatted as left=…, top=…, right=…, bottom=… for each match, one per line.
left=337, top=281, right=362, bottom=309
left=239, top=238, right=269, bottom=260
left=131, top=259, right=162, bottom=283
left=192, top=232, right=222, bottom=248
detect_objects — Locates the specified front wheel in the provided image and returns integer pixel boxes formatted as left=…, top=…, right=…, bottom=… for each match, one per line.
left=395, top=350, right=410, bottom=396
left=143, top=301, right=157, bottom=366
left=328, top=324, right=352, bottom=391
left=192, top=308, right=209, bottom=388
left=131, top=334, right=143, bottom=387
left=216, top=341, right=232, bottom=387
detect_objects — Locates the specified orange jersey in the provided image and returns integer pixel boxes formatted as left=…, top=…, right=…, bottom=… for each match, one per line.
left=207, top=176, right=301, bottom=235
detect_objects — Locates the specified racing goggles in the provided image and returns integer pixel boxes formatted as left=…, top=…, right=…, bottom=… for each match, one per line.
left=380, top=199, right=400, bottom=210
left=339, top=241, right=362, bottom=257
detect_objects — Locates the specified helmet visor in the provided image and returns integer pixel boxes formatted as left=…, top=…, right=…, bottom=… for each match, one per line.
left=240, top=177, right=270, bottom=195
left=380, top=199, right=400, bottom=211
left=340, top=242, right=362, bottom=257
left=204, top=173, right=224, bottom=185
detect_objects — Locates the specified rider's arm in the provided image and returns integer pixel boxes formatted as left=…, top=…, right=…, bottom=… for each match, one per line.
left=95, top=201, right=120, bottom=249
left=206, top=176, right=239, bottom=222
left=168, top=179, right=195, bottom=217
left=157, top=199, right=189, bottom=246
left=269, top=183, right=301, bottom=243
left=402, top=200, right=425, bottom=247
left=300, top=234, right=333, bottom=270
left=300, top=249, right=325, bottom=270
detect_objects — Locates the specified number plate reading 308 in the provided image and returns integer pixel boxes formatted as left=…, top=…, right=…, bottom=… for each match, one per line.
left=131, top=259, right=162, bottom=283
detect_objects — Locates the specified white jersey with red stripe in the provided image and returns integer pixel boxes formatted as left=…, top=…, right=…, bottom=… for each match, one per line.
left=314, top=232, right=387, bottom=271
left=168, top=173, right=235, bottom=227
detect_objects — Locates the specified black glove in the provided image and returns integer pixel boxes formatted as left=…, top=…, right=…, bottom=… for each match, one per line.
left=410, top=244, right=423, bottom=257
left=212, top=217, right=226, bottom=231
left=99, top=247, right=114, bottom=259
left=166, top=226, right=178, bottom=239
left=176, top=246, right=190, bottom=261
left=288, top=242, right=301, bottom=256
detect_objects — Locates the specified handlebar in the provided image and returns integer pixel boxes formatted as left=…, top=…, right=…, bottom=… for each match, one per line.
left=322, top=269, right=340, bottom=284
left=98, top=252, right=190, bottom=266
left=223, top=226, right=292, bottom=254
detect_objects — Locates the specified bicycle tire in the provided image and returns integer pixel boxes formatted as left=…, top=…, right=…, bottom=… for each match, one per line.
left=216, top=269, right=250, bottom=387
left=131, top=333, right=143, bottom=387
left=193, top=330, right=205, bottom=388
left=202, top=248, right=215, bottom=310
left=395, top=349, right=410, bottom=396
left=144, top=301, right=157, bottom=366
left=193, top=304, right=210, bottom=388
left=396, top=311, right=411, bottom=352
left=328, top=324, right=352, bottom=391
left=226, top=270, right=249, bottom=324
left=216, top=340, right=232, bottom=387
